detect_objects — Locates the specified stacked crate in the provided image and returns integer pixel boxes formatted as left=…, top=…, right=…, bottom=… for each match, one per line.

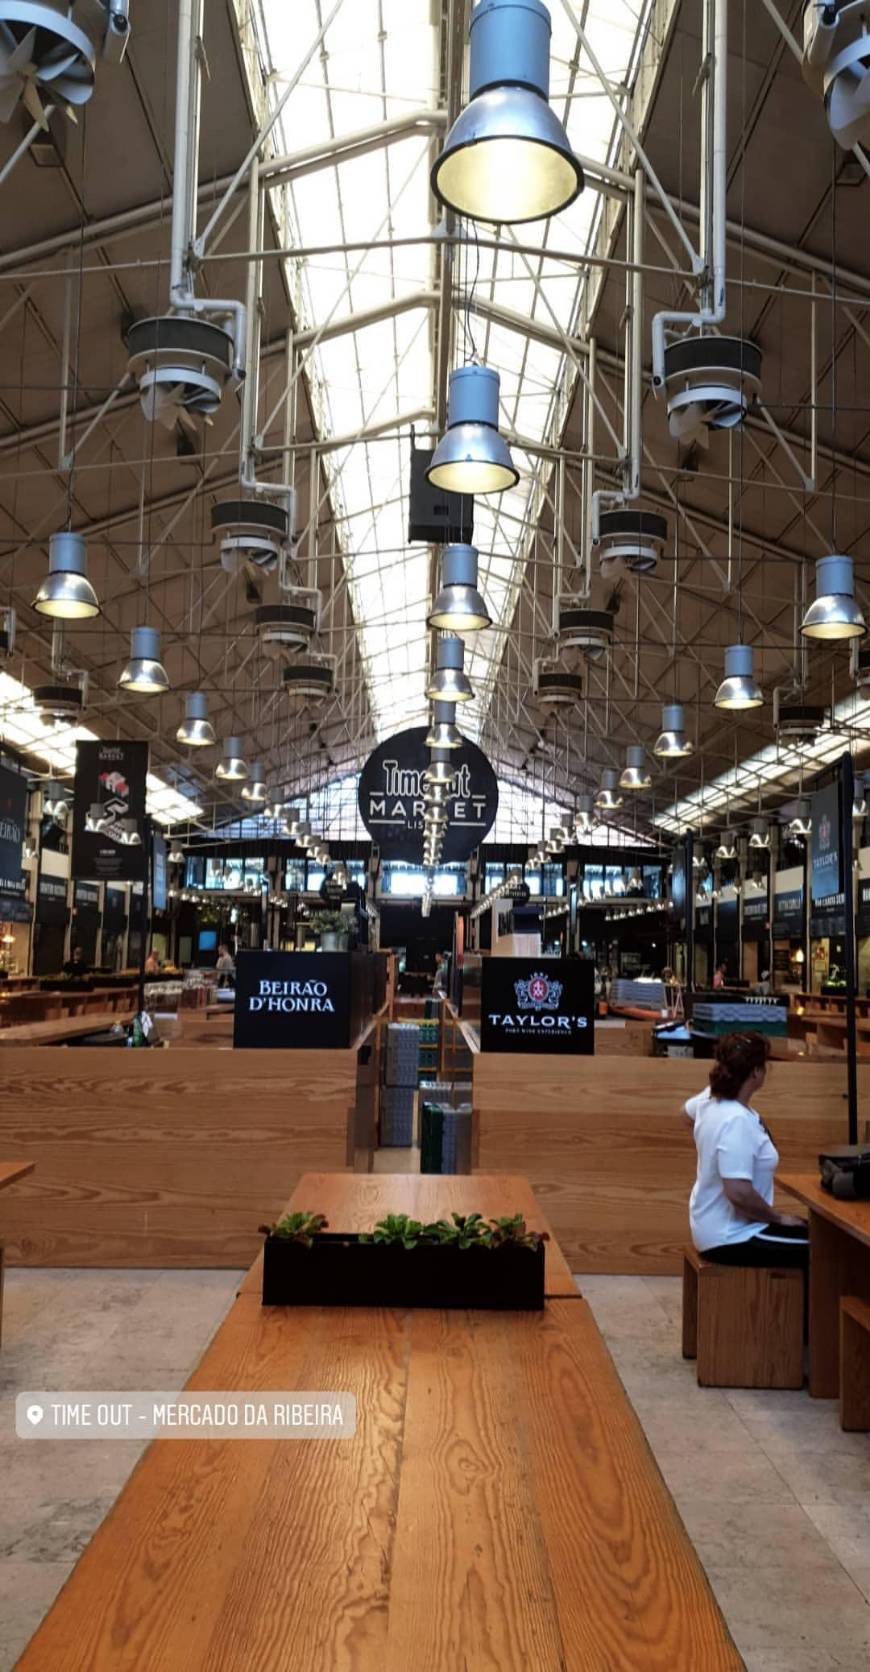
left=420, top=1082, right=473, bottom=1174
left=380, top=1023, right=420, bottom=1145
left=418, top=1019, right=440, bottom=1082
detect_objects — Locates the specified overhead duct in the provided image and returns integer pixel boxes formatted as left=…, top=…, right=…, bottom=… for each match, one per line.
left=773, top=690, right=826, bottom=741
left=33, top=676, right=85, bottom=721
left=0, top=2, right=129, bottom=130
left=212, top=500, right=289, bottom=574
left=533, top=658, right=582, bottom=706
left=282, top=654, right=336, bottom=702
left=557, top=605, right=614, bottom=661
left=255, top=596, right=320, bottom=654
left=802, top=2, right=870, bottom=150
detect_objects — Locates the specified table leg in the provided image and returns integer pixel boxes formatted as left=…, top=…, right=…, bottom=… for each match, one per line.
left=809, top=1210, right=870, bottom=1399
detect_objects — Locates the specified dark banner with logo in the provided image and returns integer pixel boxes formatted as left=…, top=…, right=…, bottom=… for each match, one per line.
left=742, top=892, right=769, bottom=942
left=36, top=872, right=68, bottom=926
left=0, top=764, right=27, bottom=897
left=152, top=831, right=167, bottom=912
left=480, top=958, right=595, bottom=1055
left=717, top=896, right=739, bottom=944
left=102, top=885, right=128, bottom=933
left=358, top=726, right=498, bottom=862
left=695, top=903, right=713, bottom=939
left=233, top=951, right=353, bottom=1049
left=858, top=878, right=870, bottom=938
left=72, top=740, right=148, bottom=883
left=811, top=890, right=846, bottom=939
left=773, top=887, right=804, bottom=939
left=73, top=880, right=101, bottom=918
left=811, top=779, right=843, bottom=905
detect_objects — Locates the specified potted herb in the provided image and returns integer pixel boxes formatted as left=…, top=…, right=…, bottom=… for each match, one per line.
left=259, top=1209, right=547, bottom=1310
left=310, top=910, right=349, bottom=952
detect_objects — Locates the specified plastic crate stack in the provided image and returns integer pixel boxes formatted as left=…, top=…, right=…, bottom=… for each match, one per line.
left=380, top=1023, right=420, bottom=1145
left=418, top=1018, right=440, bottom=1082
left=420, top=1082, right=473, bottom=1174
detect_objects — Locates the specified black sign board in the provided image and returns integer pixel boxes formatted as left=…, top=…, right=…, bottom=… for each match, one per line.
left=811, top=891, right=846, bottom=939
left=73, top=880, right=100, bottom=914
left=358, top=726, right=498, bottom=862
left=408, top=448, right=473, bottom=545
left=858, top=878, right=870, bottom=938
left=72, top=740, right=149, bottom=882
left=233, top=951, right=353, bottom=1049
left=102, top=885, right=128, bottom=932
left=695, top=903, right=713, bottom=937
left=480, top=958, right=595, bottom=1055
left=0, top=890, right=31, bottom=923
left=0, top=764, right=27, bottom=897
left=152, top=831, right=167, bottom=912
left=742, top=892, right=769, bottom=941
left=773, top=887, right=804, bottom=938
left=320, top=872, right=348, bottom=905
left=811, top=779, right=843, bottom=905
left=505, top=879, right=531, bottom=905
left=36, top=872, right=68, bottom=925
left=717, top=896, right=739, bottom=943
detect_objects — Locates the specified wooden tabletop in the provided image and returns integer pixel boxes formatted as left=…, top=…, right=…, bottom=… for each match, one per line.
left=0, top=1159, right=33, bottom=1191
left=16, top=1295, right=741, bottom=1672
left=779, top=1174, right=870, bottom=1249
left=239, top=1171, right=579, bottom=1298
left=0, top=1012, right=134, bottom=1046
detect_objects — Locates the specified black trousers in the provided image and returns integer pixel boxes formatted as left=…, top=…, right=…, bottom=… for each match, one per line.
left=701, top=1222, right=809, bottom=1272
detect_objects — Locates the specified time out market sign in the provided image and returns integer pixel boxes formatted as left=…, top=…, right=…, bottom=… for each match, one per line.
left=358, top=726, right=498, bottom=863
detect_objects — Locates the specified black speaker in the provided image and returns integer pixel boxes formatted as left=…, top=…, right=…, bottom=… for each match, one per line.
left=408, top=448, right=474, bottom=544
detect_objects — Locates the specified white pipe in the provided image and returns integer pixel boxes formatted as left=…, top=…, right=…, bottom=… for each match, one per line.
left=652, top=0, right=728, bottom=390
left=592, top=169, right=645, bottom=542
left=169, top=0, right=197, bottom=304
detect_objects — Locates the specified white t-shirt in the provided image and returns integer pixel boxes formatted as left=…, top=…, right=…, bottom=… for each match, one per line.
left=686, top=1088, right=779, bottom=1251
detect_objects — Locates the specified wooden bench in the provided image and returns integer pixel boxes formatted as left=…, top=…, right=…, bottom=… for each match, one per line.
left=0, top=1160, right=34, bottom=1346
left=682, top=1245, right=804, bottom=1388
left=841, top=1296, right=870, bottom=1430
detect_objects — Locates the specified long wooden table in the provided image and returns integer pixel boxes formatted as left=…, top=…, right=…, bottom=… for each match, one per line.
left=0, top=1012, right=135, bottom=1046
left=18, top=1174, right=741, bottom=1671
left=780, top=1173, right=870, bottom=1399
left=0, top=1159, right=34, bottom=1345
left=239, top=1171, right=579, bottom=1298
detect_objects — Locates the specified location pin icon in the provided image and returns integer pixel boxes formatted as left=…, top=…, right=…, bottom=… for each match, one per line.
left=26, top=1404, right=44, bottom=1426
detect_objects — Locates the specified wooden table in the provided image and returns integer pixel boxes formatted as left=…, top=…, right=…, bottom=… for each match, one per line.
left=0, top=1160, right=34, bottom=1346
left=780, top=1173, right=870, bottom=1398
left=0, top=1012, right=134, bottom=1046
left=239, top=1171, right=579, bottom=1299
left=17, top=1291, right=740, bottom=1670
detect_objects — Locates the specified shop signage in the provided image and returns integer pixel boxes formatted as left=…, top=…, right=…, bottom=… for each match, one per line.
left=72, top=740, right=149, bottom=883
left=811, top=891, right=846, bottom=939
left=103, top=884, right=128, bottom=931
left=357, top=727, right=498, bottom=863
left=74, top=881, right=100, bottom=913
left=152, top=832, right=167, bottom=912
left=0, top=764, right=27, bottom=896
left=233, top=951, right=353, bottom=1049
left=742, top=892, right=769, bottom=941
left=36, top=873, right=68, bottom=925
left=479, top=958, right=595, bottom=1056
left=717, top=895, right=739, bottom=943
left=0, top=891, right=31, bottom=923
left=773, top=887, right=804, bottom=938
left=811, top=779, right=843, bottom=904
left=858, top=878, right=870, bottom=937
left=320, top=872, right=348, bottom=904
left=504, top=879, right=531, bottom=905
left=695, top=903, right=712, bottom=935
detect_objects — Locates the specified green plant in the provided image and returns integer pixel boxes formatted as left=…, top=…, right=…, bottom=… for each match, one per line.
left=424, top=1212, right=492, bottom=1249
left=359, top=1213, right=428, bottom=1249
left=259, top=1211, right=329, bottom=1246
left=487, top=1214, right=549, bottom=1250
left=310, top=910, right=348, bottom=935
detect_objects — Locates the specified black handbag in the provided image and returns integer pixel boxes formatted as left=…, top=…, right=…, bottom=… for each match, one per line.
left=819, top=1144, right=870, bottom=1200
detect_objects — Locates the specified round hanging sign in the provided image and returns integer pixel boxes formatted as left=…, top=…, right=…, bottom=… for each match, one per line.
left=358, top=726, right=498, bottom=863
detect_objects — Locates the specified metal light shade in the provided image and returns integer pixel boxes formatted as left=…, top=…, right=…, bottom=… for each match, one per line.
left=294, top=820, right=312, bottom=845
left=428, top=544, right=492, bottom=631
left=427, top=635, right=474, bottom=702
left=427, top=366, right=518, bottom=496
left=619, top=745, right=652, bottom=791
left=241, top=765, right=267, bottom=804
left=424, top=747, right=456, bottom=787
left=168, top=845, right=185, bottom=863
left=42, top=781, right=67, bottom=817
left=801, top=554, right=866, bottom=641
left=595, top=769, right=624, bottom=811
left=548, top=825, right=566, bottom=851
left=430, top=0, right=583, bottom=227
left=119, top=626, right=170, bottom=694
left=715, top=644, right=763, bottom=710
left=33, top=532, right=99, bottom=620
left=119, top=819, right=142, bottom=847
left=574, top=793, right=596, bottom=834
left=715, top=837, right=737, bottom=860
left=749, top=817, right=770, bottom=848
left=215, top=737, right=249, bottom=782
left=426, top=780, right=449, bottom=805
left=177, top=692, right=216, bottom=747
left=654, top=703, right=693, bottom=758
left=425, top=700, right=463, bottom=750
left=786, top=799, right=812, bottom=837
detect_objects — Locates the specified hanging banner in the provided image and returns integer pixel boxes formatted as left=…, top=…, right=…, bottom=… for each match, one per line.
left=717, top=895, right=739, bottom=944
left=36, top=873, right=68, bottom=926
left=811, top=779, right=843, bottom=904
left=72, top=741, right=149, bottom=883
left=0, top=764, right=27, bottom=896
left=152, top=831, right=167, bottom=912
left=357, top=726, right=498, bottom=863
left=742, top=891, right=769, bottom=942
left=773, top=887, right=804, bottom=938
left=858, top=878, right=870, bottom=938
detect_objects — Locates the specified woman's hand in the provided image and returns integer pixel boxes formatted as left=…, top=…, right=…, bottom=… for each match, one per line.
left=775, top=1213, right=805, bottom=1228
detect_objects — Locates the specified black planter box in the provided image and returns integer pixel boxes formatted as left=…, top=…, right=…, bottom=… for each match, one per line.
left=261, top=1233, right=545, bottom=1310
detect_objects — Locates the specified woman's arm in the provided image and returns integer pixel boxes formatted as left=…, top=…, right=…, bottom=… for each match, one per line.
left=722, top=1178, right=804, bottom=1227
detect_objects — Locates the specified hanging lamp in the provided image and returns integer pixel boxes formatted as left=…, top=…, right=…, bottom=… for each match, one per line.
left=595, top=769, right=624, bottom=811
left=430, top=0, right=583, bottom=226
left=714, top=644, right=763, bottom=711
left=654, top=703, right=693, bottom=758
left=427, top=366, right=518, bottom=496
left=176, top=692, right=216, bottom=748
left=801, top=555, right=866, bottom=641
left=748, top=817, right=770, bottom=849
left=33, top=532, right=99, bottom=620
left=424, top=747, right=457, bottom=787
left=215, top=737, right=249, bottom=783
left=574, top=793, right=596, bottom=835
left=619, top=745, right=652, bottom=792
left=241, top=764, right=267, bottom=804
left=426, top=636, right=474, bottom=702
left=118, top=627, right=169, bottom=695
left=425, top=701, right=463, bottom=750
left=428, top=544, right=492, bottom=631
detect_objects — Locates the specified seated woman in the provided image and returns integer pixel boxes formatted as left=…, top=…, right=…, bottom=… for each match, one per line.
left=685, top=1031, right=808, bottom=1269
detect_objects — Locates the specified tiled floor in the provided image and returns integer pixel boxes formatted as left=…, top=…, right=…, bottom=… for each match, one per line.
left=1, top=1264, right=869, bottom=1669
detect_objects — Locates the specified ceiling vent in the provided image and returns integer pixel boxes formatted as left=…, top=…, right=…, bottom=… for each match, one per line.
left=33, top=679, right=85, bottom=721
left=282, top=655, right=336, bottom=703
left=0, top=604, right=14, bottom=657
left=595, top=509, right=668, bottom=576
left=255, top=595, right=320, bottom=654
left=773, top=695, right=827, bottom=741
left=533, top=658, right=582, bottom=707
left=802, top=2, right=870, bottom=150
left=0, top=2, right=130, bottom=128
left=557, top=604, right=615, bottom=660
left=212, top=500, right=289, bottom=573
left=127, top=315, right=236, bottom=429
left=660, top=335, right=762, bottom=444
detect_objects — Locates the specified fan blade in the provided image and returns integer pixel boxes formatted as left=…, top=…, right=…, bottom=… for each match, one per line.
left=669, top=401, right=708, bottom=447
left=20, top=75, right=50, bottom=129
left=141, top=382, right=185, bottom=429
left=828, top=67, right=870, bottom=151
left=0, top=72, right=23, bottom=122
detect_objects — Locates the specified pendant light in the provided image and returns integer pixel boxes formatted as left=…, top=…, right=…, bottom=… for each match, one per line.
left=42, top=782, right=68, bottom=818
left=33, top=532, right=99, bottom=620
left=748, top=817, right=770, bottom=849
left=424, top=747, right=457, bottom=787
left=295, top=820, right=312, bottom=847
left=654, top=703, right=693, bottom=759
left=786, top=799, right=812, bottom=838
left=427, top=366, right=518, bottom=496
left=241, top=764, right=267, bottom=804
left=428, top=544, right=492, bottom=631
left=714, top=644, right=763, bottom=711
left=595, top=769, right=624, bottom=811
left=176, top=692, right=216, bottom=748
left=168, top=843, right=185, bottom=864
left=574, top=793, right=596, bottom=835
left=426, top=636, right=474, bottom=702
left=118, top=626, right=170, bottom=695
left=425, top=701, right=463, bottom=750
left=430, top=0, right=583, bottom=227
left=801, top=555, right=866, bottom=641
left=215, top=737, right=249, bottom=782
left=715, top=834, right=737, bottom=861
left=619, top=745, right=652, bottom=792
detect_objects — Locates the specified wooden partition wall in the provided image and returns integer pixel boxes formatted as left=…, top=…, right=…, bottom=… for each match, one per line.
left=0, top=1046, right=364, bottom=1267
left=473, top=1056, right=863, bottom=1275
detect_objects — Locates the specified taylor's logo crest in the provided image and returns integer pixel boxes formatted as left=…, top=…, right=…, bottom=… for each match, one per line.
left=819, top=813, right=832, bottom=852
left=515, top=972, right=562, bottom=1011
